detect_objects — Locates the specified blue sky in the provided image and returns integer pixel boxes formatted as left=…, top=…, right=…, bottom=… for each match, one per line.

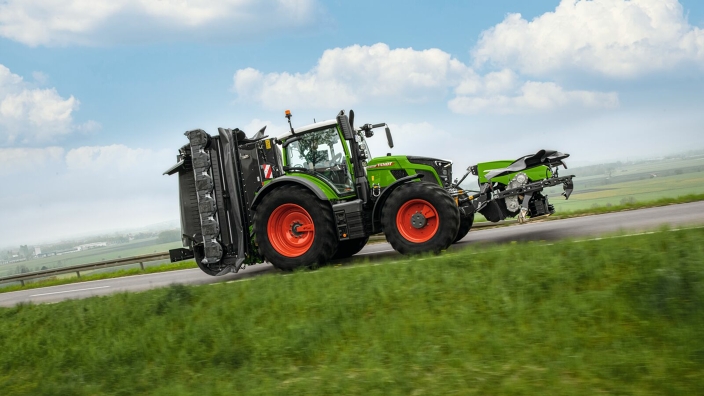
left=1, top=0, right=704, bottom=247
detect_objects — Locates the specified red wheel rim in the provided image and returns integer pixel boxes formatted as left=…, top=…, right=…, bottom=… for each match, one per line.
left=395, top=199, right=439, bottom=243
left=267, top=204, right=316, bottom=257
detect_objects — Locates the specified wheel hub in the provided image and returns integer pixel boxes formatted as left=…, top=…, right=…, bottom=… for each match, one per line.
left=410, top=212, right=427, bottom=229
left=290, top=222, right=303, bottom=238
left=395, top=198, right=440, bottom=244
left=267, top=203, right=316, bottom=258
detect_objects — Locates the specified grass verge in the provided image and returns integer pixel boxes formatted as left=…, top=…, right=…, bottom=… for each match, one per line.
left=1, top=227, right=702, bottom=395
left=0, top=261, right=197, bottom=294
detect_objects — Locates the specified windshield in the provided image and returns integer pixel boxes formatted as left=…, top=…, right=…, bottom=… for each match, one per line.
left=286, top=127, right=355, bottom=195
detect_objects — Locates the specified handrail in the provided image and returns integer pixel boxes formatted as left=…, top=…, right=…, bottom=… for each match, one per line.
left=0, top=252, right=172, bottom=286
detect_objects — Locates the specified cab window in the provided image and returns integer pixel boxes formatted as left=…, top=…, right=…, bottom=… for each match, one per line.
left=286, top=127, right=355, bottom=195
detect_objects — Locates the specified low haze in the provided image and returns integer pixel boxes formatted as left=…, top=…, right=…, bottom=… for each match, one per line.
left=2, top=0, right=704, bottom=247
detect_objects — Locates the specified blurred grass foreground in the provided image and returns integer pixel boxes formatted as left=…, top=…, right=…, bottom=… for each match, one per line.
left=1, top=227, right=703, bottom=395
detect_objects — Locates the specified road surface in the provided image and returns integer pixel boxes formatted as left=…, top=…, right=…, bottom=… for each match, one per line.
left=2, top=201, right=703, bottom=307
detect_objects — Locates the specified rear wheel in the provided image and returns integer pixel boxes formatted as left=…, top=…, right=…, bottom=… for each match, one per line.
left=453, top=213, right=475, bottom=243
left=332, top=236, right=369, bottom=259
left=382, top=182, right=459, bottom=255
left=254, top=185, right=337, bottom=271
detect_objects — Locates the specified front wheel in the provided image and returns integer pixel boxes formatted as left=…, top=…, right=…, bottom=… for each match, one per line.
left=254, top=185, right=338, bottom=271
left=382, top=182, right=459, bottom=255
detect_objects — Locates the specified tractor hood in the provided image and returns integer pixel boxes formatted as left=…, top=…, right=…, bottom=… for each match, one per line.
left=406, top=156, right=453, bottom=187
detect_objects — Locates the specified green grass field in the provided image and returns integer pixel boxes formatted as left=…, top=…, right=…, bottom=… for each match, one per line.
left=551, top=171, right=704, bottom=212
left=1, top=226, right=702, bottom=395
left=547, top=156, right=704, bottom=212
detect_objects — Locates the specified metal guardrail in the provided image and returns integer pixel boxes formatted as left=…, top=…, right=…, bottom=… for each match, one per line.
left=0, top=252, right=172, bottom=286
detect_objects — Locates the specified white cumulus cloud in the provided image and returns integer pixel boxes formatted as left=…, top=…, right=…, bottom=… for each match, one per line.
left=0, top=147, right=64, bottom=176
left=448, top=75, right=619, bottom=114
left=233, top=43, right=617, bottom=114
left=0, top=64, right=95, bottom=143
left=473, top=0, right=704, bottom=78
left=65, top=144, right=167, bottom=172
left=234, top=43, right=471, bottom=109
left=0, top=0, right=321, bottom=47
left=0, top=143, right=179, bottom=245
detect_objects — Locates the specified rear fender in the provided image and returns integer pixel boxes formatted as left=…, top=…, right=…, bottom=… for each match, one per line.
left=251, top=176, right=330, bottom=211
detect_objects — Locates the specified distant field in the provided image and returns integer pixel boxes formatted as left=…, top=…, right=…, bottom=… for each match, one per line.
left=0, top=239, right=182, bottom=278
left=545, top=156, right=704, bottom=212
left=550, top=171, right=704, bottom=211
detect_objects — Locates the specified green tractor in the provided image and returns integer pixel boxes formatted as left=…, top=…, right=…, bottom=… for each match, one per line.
left=165, top=110, right=574, bottom=274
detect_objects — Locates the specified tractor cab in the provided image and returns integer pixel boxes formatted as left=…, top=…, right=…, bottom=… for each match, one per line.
left=278, top=120, right=356, bottom=197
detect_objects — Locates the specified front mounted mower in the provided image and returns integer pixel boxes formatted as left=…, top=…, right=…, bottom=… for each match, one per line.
left=165, top=110, right=575, bottom=274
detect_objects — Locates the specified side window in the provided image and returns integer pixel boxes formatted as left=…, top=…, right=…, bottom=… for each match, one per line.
left=286, top=127, right=354, bottom=195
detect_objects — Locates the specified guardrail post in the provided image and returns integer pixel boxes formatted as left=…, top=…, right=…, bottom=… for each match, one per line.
left=139, top=262, right=144, bottom=271
left=21, top=280, right=25, bottom=286
left=76, top=271, right=81, bottom=278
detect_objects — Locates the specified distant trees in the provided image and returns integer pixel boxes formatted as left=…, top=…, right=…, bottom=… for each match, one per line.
left=157, top=230, right=182, bottom=244
left=570, top=161, right=624, bottom=178
left=133, top=232, right=154, bottom=240
left=19, top=245, right=33, bottom=260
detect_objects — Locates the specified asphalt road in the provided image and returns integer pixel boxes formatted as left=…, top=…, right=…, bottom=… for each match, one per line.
left=2, top=201, right=704, bottom=307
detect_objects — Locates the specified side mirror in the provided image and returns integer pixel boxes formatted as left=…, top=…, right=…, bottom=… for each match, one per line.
left=385, top=126, right=394, bottom=149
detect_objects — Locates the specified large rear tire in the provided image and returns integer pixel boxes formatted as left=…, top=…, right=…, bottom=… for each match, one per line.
left=382, top=182, right=459, bottom=255
left=254, top=185, right=337, bottom=271
left=453, top=213, right=474, bottom=243
left=332, top=236, right=369, bottom=260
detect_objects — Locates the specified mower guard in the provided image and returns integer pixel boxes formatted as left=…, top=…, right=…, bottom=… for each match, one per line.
left=164, top=128, right=260, bottom=274
left=484, top=150, right=569, bottom=181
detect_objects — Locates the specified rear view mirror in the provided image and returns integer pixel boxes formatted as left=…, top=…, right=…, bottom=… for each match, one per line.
left=385, top=126, right=394, bottom=149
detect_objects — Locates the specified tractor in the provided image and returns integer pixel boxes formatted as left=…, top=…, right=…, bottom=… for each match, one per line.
left=164, top=110, right=575, bottom=274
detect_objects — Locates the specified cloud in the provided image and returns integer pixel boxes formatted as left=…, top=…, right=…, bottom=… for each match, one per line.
left=65, top=144, right=159, bottom=172
left=234, top=43, right=471, bottom=109
left=379, top=122, right=454, bottom=158
left=0, top=64, right=95, bottom=144
left=449, top=80, right=619, bottom=115
left=0, top=0, right=321, bottom=47
left=0, top=147, right=64, bottom=176
left=234, top=43, right=616, bottom=114
left=473, top=0, right=704, bottom=78
left=0, top=143, right=179, bottom=246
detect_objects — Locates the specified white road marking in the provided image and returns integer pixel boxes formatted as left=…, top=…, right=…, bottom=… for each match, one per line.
left=30, top=286, right=110, bottom=297
left=357, top=249, right=394, bottom=256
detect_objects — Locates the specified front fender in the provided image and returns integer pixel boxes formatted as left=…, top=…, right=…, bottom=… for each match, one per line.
left=371, top=174, right=422, bottom=233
